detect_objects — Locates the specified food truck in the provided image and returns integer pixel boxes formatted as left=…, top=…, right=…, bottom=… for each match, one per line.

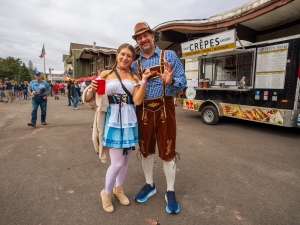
left=181, top=29, right=300, bottom=127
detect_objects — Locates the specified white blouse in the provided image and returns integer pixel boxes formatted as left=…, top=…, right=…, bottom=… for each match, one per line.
left=106, top=79, right=138, bottom=129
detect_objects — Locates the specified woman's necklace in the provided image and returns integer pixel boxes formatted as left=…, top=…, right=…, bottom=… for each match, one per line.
left=116, top=66, right=129, bottom=71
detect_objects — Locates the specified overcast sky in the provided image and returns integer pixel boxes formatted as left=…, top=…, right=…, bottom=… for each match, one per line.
left=0, top=0, right=250, bottom=72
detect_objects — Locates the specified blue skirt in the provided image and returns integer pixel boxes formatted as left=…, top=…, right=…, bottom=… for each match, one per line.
left=103, top=106, right=138, bottom=148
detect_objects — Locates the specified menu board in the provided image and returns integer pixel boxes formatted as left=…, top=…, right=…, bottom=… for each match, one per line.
left=255, top=43, right=289, bottom=89
left=185, top=59, right=199, bottom=87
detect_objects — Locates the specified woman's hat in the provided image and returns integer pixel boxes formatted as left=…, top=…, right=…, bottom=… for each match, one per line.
left=132, top=22, right=154, bottom=40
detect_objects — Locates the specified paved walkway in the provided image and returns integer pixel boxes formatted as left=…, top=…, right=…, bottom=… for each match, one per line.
left=1, top=96, right=299, bottom=225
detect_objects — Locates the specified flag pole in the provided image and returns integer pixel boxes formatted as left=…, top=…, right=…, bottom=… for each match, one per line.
left=44, top=44, right=46, bottom=80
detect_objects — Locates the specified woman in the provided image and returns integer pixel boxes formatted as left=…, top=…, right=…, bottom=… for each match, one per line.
left=69, top=80, right=80, bottom=109
left=86, top=43, right=150, bottom=213
left=23, top=81, right=28, bottom=100
left=13, top=81, right=19, bottom=100
left=59, top=82, right=65, bottom=97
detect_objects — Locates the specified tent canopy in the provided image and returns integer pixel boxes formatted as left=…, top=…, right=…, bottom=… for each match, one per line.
left=75, top=75, right=98, bottom=82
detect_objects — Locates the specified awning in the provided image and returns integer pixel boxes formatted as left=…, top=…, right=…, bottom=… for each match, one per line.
left=76, top=77, right=85, bottom=82
left=181, top=49, right=252, bottom=60
left=75, top=76, right=98, bottom=82
left=64, top=76, right=74, bottom=81
left=84, top=76, right=97, bottom=81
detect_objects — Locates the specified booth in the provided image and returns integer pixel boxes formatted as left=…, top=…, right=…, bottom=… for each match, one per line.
left=181, top=30, right=300, bottom=128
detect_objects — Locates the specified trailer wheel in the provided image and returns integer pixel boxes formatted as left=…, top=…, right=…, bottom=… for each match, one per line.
left=201, top=105, right=219, bottom=125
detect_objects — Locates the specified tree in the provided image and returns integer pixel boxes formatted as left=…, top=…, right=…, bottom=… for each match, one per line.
left=40, top=73, right=45, bottom=80
left=27, top=60, right=36, bottom=79
left=0, top=57, right=22, bottom=81
left=18, top=63, right=31, bottom=82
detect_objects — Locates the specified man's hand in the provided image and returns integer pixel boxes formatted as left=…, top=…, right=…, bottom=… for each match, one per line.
left=156, top=61, right=175, bottom=85
left=43, top=96, right=47, bottom=99
left=30, top=93, right=34, bottom=97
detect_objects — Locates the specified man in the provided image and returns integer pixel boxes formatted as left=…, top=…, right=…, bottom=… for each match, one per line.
left=0, top=79, right=4, bottom=102
left=48, top=81, right=53, bottom=97
left=52, top=81, right=59, bottom=100
left=4, top=78, right=13, bottom=103
left=131, top=22, right=187, bottom=214
left=27, top=71, right=51, bottom=127
left=66, top=80, right=73, bottom=106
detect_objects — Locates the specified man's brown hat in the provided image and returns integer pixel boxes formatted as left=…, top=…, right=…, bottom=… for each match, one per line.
left=132, top=22, right=154, bottom=40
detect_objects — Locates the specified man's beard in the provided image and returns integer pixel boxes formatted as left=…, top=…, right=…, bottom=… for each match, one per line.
left=141, top=42, right=154, bottom=54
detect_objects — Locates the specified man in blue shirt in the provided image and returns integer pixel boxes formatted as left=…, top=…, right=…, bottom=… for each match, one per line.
left=131, top=22, right=187, bottom=214
left=27, top=71, right=51, bottom=127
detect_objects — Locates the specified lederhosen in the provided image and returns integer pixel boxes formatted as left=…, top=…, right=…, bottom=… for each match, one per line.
left=136, top=50, right=176, bottom=161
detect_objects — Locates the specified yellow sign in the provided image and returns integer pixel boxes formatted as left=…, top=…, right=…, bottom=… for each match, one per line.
left=181, top=29, right=236, bottom=59
left=182, top=43, right=235, bottom=57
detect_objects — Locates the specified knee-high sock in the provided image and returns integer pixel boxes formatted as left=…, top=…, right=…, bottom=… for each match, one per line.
left=105, top=148, right=125, bottom=194
left=115, top=150, right=132, bottom=186
left=142, top=154, right=154, bottom=186
left=163, top=160, right=176, bottom=191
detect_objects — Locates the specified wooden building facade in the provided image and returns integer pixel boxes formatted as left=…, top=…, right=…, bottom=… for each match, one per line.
left=63, top=43, right=116, bottom=79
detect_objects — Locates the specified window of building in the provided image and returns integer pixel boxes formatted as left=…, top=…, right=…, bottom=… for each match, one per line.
left=91, top=57, right=97, bottom=75
left=201, top=50, right=255, bottom=87
left=237, top=52, right=254, bottom=86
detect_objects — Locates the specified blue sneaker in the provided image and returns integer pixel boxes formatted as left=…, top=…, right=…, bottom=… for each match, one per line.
left=165, top=191, right=180, bottom=214
left=134, top=183, right=156, bottom=203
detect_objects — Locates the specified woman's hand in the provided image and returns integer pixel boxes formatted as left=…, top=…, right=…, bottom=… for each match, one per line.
left=90, top=80, right=98, bottom=91
left=156, top=61, right=175, bottom=85
left=141, top=68, right=151, bottom=83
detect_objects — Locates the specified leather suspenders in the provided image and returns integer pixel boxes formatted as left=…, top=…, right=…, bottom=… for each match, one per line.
left=137, top=50, right=165, bottom=80
left=137, top=49, right=167, bottom=98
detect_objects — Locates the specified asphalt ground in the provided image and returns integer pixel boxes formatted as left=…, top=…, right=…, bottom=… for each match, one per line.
left=0, top=96, right=300, bottom=225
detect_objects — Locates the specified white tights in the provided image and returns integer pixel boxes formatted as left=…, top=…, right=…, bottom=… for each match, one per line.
left=105, top=148, right=132, bottom=194
left=142, top=154, right=176, bottom=191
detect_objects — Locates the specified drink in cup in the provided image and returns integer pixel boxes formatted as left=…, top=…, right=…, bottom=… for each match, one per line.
left=95, top=78, right=106, bottom=95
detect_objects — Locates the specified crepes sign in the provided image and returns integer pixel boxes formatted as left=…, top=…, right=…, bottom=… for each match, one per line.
left=181, top=29, right=236, bottom=58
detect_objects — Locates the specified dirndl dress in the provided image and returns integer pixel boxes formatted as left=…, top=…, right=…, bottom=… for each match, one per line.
left=103, top=79, right=138, bottom=149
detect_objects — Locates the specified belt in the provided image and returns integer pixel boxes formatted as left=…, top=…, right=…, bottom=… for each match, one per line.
left=108, top=93, right=134, bottom=105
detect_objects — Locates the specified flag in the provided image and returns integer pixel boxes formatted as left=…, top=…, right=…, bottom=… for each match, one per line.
left=39, top=44, right=46, bottom=58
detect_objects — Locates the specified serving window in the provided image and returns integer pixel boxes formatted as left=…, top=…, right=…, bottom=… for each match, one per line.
left=200, top=50, right=255, bottom=87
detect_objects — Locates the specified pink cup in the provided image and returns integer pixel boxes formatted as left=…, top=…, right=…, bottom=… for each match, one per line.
left=96, top=78, right=106, bottom=95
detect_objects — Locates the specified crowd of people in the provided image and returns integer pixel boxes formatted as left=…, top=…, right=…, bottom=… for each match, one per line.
left=0, top=78, right=90, bottom=108
left=0, top=78, right=30, bottom=102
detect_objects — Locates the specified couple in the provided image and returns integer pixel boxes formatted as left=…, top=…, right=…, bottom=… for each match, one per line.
left=85, top=22, right=186, bottom=214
